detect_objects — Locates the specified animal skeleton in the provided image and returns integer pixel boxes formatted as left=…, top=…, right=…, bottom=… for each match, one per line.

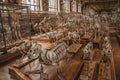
left=68, top=31, right=80, bottom=43
left=22, top=42, right=68, bottom=80
left=102, top=37, right=112, bottom=56
left=18, top=41, right=68, bottom=66
left=26, top=42, right=42, bottom=59
left=68, top=32, right=79, bottom=39
left=41, top=42, right=68, bottom=65
left=82, top=42, right=93, bottom=60
left=7, top=41, right=31, bottom=53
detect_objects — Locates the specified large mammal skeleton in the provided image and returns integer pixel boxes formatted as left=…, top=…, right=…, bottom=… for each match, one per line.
left=18, top=42, right=67, bottom=65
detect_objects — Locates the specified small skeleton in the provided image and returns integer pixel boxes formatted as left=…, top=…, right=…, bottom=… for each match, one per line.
left=68, top=31, right=80, bottom=43
left=102, top=41, right=112, bottom=57
left=82, top=42, right=93, bottom=60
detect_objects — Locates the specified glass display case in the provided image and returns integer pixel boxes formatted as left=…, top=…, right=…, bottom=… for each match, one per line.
left=0, top=2, right=31, bottom=54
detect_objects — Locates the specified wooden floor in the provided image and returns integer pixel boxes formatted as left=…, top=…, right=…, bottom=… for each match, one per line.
left=111, top=37, right=120, bottom=80
left=0, top=58, right=17, bottom=80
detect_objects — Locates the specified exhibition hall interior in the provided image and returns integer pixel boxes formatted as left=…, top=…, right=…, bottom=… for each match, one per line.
left=0, top=0, right=120, bottom=80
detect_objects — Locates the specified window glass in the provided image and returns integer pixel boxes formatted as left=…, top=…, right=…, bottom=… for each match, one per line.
left=22, top=0, right=40, bottom=12
left=49, top=0, right=57, bottom=12
left=63, top=0, right=66, bottom=12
